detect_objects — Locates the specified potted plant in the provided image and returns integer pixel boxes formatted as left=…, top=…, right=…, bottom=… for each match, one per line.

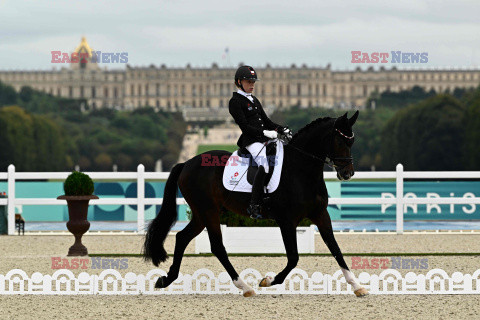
left=57, top=171, right=98, bottom=256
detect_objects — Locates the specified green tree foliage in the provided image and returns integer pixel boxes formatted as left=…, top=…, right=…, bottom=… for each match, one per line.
left=367, top=85, right=437, bottom=110
left=0, top=82, right=17, bottom=106
left=0, top=106, right=67, bottom=171
left=462, top=86, right=480, bottom=170
left=271, top=86, right=480, bottom=171
left=0, top=82, right=186, bottom=171
left=32, top=115, right=67, bottom=171
left=218, top=210, right=312, bottom=227
left=380, top=94, right=466, bottom=170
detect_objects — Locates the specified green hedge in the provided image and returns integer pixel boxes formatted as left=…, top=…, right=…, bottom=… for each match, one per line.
left=187, top=209, right=311, bottom=227
left=64, top=171, right=94, bottom=196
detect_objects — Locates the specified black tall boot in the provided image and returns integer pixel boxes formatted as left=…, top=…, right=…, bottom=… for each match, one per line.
left=247, top=166, right=267, bottom=219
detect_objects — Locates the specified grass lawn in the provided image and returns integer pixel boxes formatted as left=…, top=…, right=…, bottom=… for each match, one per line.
left=196, top=144, right=238, bottom=154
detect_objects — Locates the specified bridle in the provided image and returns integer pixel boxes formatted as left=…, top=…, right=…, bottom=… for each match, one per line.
left=283, top=127, right=354, bottom=171
left=325, top=128, right=354, bottom=171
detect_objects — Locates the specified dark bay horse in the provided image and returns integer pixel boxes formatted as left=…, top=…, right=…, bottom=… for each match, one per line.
left=143, top=111, right=368, bottom=297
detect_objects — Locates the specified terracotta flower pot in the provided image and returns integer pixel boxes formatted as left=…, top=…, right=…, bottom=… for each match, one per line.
left=57, top=195, right=99, bottom=256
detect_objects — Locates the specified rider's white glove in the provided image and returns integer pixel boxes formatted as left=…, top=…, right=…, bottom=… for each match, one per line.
left=283, top=128, right=293, bottom=137
left=263, top=130, right=278, bottom=139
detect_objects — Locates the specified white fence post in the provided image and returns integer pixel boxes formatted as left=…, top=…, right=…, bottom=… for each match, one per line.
left=137, top=164, right=145, bottom=234
left=396, top=163, right=404, bottom=234
left=7, top=165, right=15, bottom=235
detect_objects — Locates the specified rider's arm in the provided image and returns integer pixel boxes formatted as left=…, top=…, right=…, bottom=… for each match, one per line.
left=229, top=99, right=264, bottom=139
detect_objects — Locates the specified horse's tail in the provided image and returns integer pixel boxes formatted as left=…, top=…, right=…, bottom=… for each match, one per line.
left=143, top=162, right=185, bottom=266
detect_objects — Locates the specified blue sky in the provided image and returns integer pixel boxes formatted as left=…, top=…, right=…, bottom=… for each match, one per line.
left=1, top=0, right=479, bottom=70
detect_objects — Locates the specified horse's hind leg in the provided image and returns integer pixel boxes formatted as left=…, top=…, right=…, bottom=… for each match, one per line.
left=155, top=214, right=205, bottom=288
left=311, top=210, right=368, bottom=297
left=204, top=211, right=256, bottom=297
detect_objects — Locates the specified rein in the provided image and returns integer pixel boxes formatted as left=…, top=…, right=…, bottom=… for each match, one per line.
left=285, top=127, right=354, bottom=170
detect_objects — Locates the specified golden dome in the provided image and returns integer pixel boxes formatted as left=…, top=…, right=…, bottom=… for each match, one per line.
left=74, top=36, right=93, bottom=58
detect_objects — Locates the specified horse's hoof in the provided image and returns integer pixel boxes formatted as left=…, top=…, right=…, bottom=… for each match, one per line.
left=243, top=289, right=256, bottom=297
left=155, top=276, right=167, bottom=289
left=259, top=276, right=273, bottom=287
left=354, top=287, right=369, bottom=297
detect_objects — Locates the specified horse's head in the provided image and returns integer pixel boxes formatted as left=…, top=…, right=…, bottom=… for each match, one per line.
left=329, top=111, right=359, bottom=181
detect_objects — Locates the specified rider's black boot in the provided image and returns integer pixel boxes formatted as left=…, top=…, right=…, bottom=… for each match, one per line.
left=247, top=166, right=267, bottom=219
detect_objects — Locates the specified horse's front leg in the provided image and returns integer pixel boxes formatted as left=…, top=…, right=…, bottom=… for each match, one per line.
left=311, top=210, right=369, bottom=297
left=259, top=220, right=299, bottom=287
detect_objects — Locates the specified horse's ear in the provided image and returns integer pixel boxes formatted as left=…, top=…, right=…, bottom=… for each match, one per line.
left=335, top=112, right=348, bottom=128
left=348, top=110, right=359, bottom=127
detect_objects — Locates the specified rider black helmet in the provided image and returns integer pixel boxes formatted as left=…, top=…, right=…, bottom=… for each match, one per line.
left=234, top=65, right=260, bottom=87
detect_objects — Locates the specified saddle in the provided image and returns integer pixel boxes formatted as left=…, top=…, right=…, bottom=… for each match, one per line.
left=237, top=142, right=277, bottom=187
left=222, top=139, right=284, bottom=194
left=237, top=143, right=277, bottom=213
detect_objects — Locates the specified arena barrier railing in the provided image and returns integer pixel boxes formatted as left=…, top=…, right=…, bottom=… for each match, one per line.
left=1, top=164, right=480, bottom=235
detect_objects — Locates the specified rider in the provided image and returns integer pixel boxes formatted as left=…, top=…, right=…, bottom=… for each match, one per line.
left=228, top=65, right=292, bottom=219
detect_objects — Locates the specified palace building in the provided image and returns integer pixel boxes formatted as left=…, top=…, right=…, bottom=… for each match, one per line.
left=0, top=37, right=479, bottom=116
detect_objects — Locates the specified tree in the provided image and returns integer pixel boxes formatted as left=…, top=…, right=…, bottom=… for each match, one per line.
left=32, top=115, right=67, bottom=171
left=0, top=106, right=35, bottom=171
left=0, top=81, right=17, bottom=106
left=94, top=153, right=113, bottom=171
left=19, top=86, right=34, bottom=103
left=462, top=86, right=480, bottom=170
left=380, top=94, right=466, bottom=170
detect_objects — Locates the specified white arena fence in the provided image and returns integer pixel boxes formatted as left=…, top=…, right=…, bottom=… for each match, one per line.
left=1, top=164, right=480, bottom=235
left=1, top=268, right=480, bottom=295
left=195, top=225, right=316, bottom=254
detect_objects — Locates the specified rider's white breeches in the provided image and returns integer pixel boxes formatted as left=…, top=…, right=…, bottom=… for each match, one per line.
left=246, top=142, right=270, bottom=173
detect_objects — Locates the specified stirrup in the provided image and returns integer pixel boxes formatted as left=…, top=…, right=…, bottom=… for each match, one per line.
left=247, top=204, right=263, bottom=219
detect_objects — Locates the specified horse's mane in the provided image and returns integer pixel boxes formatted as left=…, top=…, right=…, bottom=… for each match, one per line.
left=289, top=117, right=333, bottom=144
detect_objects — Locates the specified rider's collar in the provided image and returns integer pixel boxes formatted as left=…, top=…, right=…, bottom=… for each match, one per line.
left=237, top=89, right=253, bottom=98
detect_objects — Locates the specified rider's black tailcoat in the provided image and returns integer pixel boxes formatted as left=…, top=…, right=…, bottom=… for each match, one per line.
left=228, top=92, right=282, bottom=148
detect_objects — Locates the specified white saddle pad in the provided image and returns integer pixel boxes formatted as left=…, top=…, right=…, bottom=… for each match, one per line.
left=222, top=140, right=285, bottom=193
